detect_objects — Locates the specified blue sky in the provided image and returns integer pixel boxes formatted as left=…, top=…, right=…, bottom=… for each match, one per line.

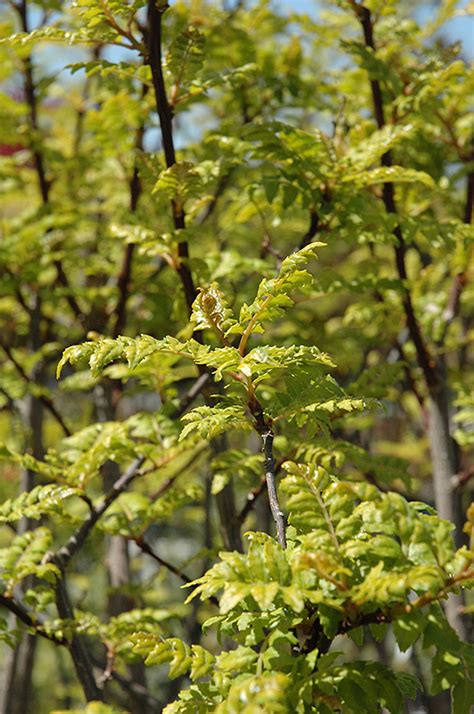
left=31, top=0, right=473, bottom=79
left=278, top=0, right=473, bottom=59
left=13, top=2, right=470, bottom=163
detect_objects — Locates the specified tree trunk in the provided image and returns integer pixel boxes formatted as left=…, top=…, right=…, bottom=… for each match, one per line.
left=212, top=438, right=242, bottom=552
left=1, top=297, right=44, bottom=714
left=427, top=374, right=465, bottom=639
left=94, top=384, right=150, bottom=713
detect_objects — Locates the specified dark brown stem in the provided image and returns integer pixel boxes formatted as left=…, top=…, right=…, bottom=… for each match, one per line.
left=357, top=5, right=438, bottom=390
left=0, top=340, right=71, bottom=436
left=16, top=0, right=49, bottom=203
left=357, top=5, right=466, bottom=637
left=298, top=209, right=320, bottom=250
left=14, top=0, right=83, bottom=322
left=0, top=595, right=161, bottom=708
left=237, top=476, right=267, bottom=524
left=0, top=595, right=66, bottom=646
left=54, top=574, right=103, bottom=701
left=146, top=0, right=197, bottom=315
left=134, top=538, right=191, bottom=584
left=111, top=85, right=148, bottom=339
left=439, top=168, right=473, bottom=344
left=54, top=262, right=84, bottom=321
left=55, top=456, right=145, bottom=568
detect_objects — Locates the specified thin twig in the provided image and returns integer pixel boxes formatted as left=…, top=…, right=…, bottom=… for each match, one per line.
left=51, top=369, right=209, bottom=569
left=54, top=456, right=145, bottom=568
left=148, top=446, right=209, bottom=499
left=0, top=340, right=71, bottom=436
left=356, top=4, right=438, bottom=391
left=13, top=0, right=84, bottom=322
left=174, top=372, right=210, bottom=418
left=298, top=209, right=320, bottom=250
left=111, top=84, right=148, bottom=339
left=0, top=594, right=67, bottom=646
left=145, top=1, right=198, bottom=316
left=237, top=475, right=267, bottom=524
left=0, top=593, right=162, bottom=707
left=54, top=572, right=103, bottom=701
left=135, top=538, right=220, bottom=606
left=134, top=538, right=192, bottom=584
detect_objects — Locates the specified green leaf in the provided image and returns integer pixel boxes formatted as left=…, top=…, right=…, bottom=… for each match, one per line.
left=343, top=166, right=435, bottom=189
left=393, top=610, right=426, bottom=651
left=0, top=485, right=82, bottom=523
left=238, top=242, right=324, bottom=338
left=180, top=405, right=251, bottom=441
left=153, top=162, right=204, bottom=203
left=217, top=645, right=258, bottom=673
left=191, top=282, right=238, bottom=336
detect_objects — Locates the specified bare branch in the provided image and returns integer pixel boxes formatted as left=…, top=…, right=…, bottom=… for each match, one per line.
left=0, top=340, right=71, bottom=437
left=54, top=456, right=145, bottom=568
left=0, top=594, right=66, bottom=646
left=54, top=573, right=103, bottom=701
left=134, top=538, right=192, bottom=585
left=250, top=402, right=287, bottom=548
left=0, top=594, right=161, bottom=708
left=298, top=209, right=320, bottom=250
left=237, top=476, right=266, bottom=525
left=261, top=431, right=287, bottom=549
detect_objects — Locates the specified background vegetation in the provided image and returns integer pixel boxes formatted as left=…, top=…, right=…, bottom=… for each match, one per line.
left=0, top=0, right=473, bottom=712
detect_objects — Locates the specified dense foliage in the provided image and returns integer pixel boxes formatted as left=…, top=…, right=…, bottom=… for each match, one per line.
left=0, top=0, right=473, bottom=712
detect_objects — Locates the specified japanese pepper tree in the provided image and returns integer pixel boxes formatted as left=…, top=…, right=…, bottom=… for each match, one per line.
left=0, top=0, right=473, bottom=713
